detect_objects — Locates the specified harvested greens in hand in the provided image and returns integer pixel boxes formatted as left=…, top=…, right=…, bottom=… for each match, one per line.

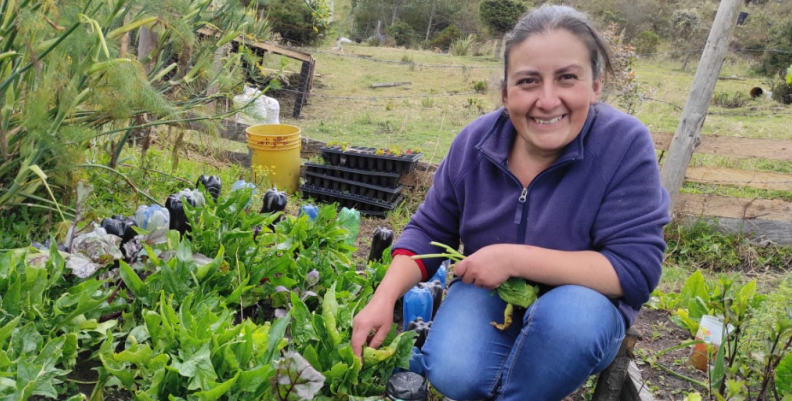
left=411, top=241, right=539, bottom=330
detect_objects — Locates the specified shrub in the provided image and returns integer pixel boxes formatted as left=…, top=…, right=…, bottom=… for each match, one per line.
left=265, top=0, right=325, bottom=45
left=431, top=25, right=462, bottom=50
left=450, top=34, right=476, bottom=56
left=472, top=80, right=487, bottom=93
left=388, top=20, right=415, bottom=48
left=479, top=0, right=528, bottom=36
left=755, top=20, right=792, bottom=78
left=711, top=91, right=750, bottom=108
left=632, top=30, right=660, bottom=56
left=770, top=80, right=792, bottom=105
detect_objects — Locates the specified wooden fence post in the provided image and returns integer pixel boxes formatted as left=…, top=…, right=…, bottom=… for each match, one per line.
left=659, top=0, right=741, bottom=215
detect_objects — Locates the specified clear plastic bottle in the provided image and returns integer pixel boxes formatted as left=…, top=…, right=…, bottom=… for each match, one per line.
left=337, top=207, right=360, bottom=247
left=134, top=204, right=170, bottom=231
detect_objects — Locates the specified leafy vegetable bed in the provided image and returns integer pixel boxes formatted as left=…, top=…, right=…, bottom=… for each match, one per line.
left=0, top=185, right=412, bottom=400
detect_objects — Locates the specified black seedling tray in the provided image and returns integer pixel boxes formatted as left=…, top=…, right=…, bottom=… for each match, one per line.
left=320, top=146, right=423, bottom=174
left=299, top=185, right=403, bottom=217
left=304, top=162, right=401, bottom=189
left=303, top=171, right=404, bottom=203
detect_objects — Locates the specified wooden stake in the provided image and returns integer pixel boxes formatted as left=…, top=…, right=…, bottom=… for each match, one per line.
left=660, top=0, right=741, bottom=215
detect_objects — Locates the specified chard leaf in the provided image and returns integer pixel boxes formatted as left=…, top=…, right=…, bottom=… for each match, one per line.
left=171, top=344, right=217, bottom=391
left=777, top=352, right=792, bottom=396
left=321, top=283, right=341, bottom=348
left=272, top=352, right=325, bottom=401
left=301, top=345, right=321, bottom=371
left=0, top=316, right=21, bottom=347
left=680, top=270, right=709, bottom=316
left=260, top=313, right=291, bottom=366
left=119, top=261, right=147, bottom=301
left=116, top=341, right=154, bottom=367
left=290, top=291, right=317, bottom=345
left=194, top=371, right=240, bottom=401
left=496, top=278, right=538, bottom=308
left=237, top=364, right=273, bottom=393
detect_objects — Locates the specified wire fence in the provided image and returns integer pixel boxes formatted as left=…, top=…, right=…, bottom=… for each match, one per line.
left=269, top=43, right=792, bottom=70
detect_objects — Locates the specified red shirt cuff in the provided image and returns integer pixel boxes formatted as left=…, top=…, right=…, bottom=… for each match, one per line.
left=391, top=248, right=428, bottom=281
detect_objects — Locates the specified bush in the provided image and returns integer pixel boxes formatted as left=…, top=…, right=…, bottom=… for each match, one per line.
left=430, top=25, right=462, bottom=50
left=479, top=0, right=528, bottom=36
left=770, top=80, right=792, bottom=105
left=632, top=30, right=660, bottom=56
left=265, top=0, right=325, bottom=45
left=755, top=20, right=792, bottom=78
left=450, top=34, right=476, bottom=56
left=711, top=91, right=750, bottom=108
left=388, top=20, right=415, bottom=48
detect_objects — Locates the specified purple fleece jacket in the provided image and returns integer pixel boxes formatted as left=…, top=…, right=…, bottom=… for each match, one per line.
left=394, top=103, right=670, bottom=327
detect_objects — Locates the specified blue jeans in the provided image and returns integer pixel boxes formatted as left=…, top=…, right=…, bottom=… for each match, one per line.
left=417, top=282, right=625, bottom=401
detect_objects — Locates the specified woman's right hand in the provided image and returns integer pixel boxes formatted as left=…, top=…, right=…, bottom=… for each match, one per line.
left=351, top=296, right=395, bottom=360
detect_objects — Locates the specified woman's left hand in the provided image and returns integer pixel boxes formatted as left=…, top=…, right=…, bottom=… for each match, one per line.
left=453, top=244, right=516, bottom=290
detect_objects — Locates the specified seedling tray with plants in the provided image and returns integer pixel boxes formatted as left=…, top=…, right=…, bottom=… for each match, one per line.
left=303, top=170, right=404, bottom=203
left=300, top=184, right=404, bottom=217
left=304, top=162, right=402, bottom=189
left=320, top=146, right=423, bottom=174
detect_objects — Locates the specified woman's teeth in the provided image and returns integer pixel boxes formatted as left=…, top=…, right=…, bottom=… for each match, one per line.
left=533, top=116, right=563, bottom=124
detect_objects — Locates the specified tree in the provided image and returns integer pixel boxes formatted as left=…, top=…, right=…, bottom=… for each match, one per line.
left=755, top=20, right=792, bottom=79
left=479, top=0, right=529, bottom=56
left=670, top=8, right=702, bottom=71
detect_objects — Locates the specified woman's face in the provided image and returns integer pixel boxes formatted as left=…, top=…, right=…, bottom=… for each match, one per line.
left=502, top=29, right=602, bottom=159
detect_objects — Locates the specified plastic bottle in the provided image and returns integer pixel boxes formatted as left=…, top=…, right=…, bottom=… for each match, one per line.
left=386, top=372, right=428, bottom=401
left=231, top=180, right=256, bottom=209
left=368, top=227, right=393, bottom=262
left=261, top=188, right=288, bottom=214
left=196, top=175, right=222, bottom=202
left=417, top=280, right=443, bottom=319
left=134, top=205, right=170, bottom=232
left=402, top=286, right=433, bottom=332
left=405, top=317, right=432, bottom=350
left=337, top=207, right=360, bottom=247
left=430, top=260, right=449, bottom=289
left=299, top=204, right=318, bottom=220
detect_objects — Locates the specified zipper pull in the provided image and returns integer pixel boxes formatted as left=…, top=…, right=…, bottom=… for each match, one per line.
left=513, top=187, right=528, bottom=224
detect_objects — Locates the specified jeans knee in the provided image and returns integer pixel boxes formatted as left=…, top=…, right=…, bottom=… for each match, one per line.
left=425, top=355, right=492, bottom=400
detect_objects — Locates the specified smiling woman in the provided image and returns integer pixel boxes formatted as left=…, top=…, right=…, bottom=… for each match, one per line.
left=351, top=5, right=670, bottom=401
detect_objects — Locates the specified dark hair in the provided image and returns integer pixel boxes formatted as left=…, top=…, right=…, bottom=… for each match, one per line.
left=503, top=5, right=613, bottom=83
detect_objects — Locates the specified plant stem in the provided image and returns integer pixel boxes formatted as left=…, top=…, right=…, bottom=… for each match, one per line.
left=653, top=362, right=709, bottom=389
left=76, top=164, right=161, bottom=206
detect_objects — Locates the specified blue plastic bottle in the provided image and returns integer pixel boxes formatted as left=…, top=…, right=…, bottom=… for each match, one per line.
left=299, top=204, right=319, bottom=220
left=402, top=286, right=433, bottom=332
left=430, top=260, right=449, bottom=289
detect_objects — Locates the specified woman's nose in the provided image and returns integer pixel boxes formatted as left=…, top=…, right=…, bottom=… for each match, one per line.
left=536, top=82, right=561, bottom=110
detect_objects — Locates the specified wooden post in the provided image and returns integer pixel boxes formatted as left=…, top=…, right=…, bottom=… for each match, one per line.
left=292, top=60, right=313, bottom=118
left=660, top=0, right=741, bottom=215
left=137, top=27, right=158, bottom=74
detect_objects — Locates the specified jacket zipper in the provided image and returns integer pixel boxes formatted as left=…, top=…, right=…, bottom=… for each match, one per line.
left=513, top=187, right=528, bottom=224
left=481, top=152, right=579, bottom=244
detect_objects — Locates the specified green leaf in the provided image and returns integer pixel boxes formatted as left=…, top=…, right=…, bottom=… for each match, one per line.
left=116, top=341, right=154, bottom=367
left=681, top=270, right=709, bottom=313
left=302, top=345, right=321, bottom=371
left=290, top=291, right=317, bottom=345
left=496, top=278, right=538, bottom=308
left=261, top=313, right=291, bottom=366
left=710, top=343, right=726, bottom=391
left=194, top=371, right=240, bottom=401
left=119, top=261, right=147, bottom=300
left=321, top=283, right=341, bottom=348
left=237, top=365, right=273, bottom=393
left=777, top=352, right=792, bottom=395
left=0, top=316, right=21, bottom=347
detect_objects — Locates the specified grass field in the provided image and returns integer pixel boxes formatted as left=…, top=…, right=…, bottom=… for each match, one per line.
left=260, top=42, right=791, bottom=166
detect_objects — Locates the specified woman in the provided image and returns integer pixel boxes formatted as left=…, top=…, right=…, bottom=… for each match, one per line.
left=351, top=5, right=670, bottom=400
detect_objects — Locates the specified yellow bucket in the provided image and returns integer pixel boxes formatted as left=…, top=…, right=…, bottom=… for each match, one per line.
left=246, top=124, right=302, bottom=194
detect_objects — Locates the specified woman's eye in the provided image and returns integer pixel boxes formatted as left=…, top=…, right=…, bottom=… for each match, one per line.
left=560, top=74, right=577, bottom=81
left=517, top=78, right=537, bottom=85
